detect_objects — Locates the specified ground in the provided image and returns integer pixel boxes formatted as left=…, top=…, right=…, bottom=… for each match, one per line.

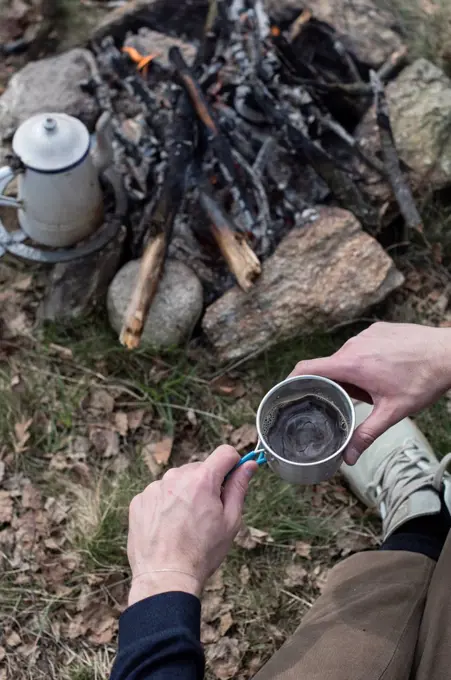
left=2, top=1, right=451, bottom=679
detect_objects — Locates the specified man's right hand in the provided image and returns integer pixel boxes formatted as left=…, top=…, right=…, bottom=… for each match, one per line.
left=291, top=322, right=451, bottom=465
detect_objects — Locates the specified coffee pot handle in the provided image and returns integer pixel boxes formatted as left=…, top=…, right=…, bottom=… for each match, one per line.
left=0, top=166, right=21, bottom=209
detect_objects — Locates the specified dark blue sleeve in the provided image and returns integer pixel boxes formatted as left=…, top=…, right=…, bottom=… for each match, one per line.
left=110, top=592, right=205, bottom=680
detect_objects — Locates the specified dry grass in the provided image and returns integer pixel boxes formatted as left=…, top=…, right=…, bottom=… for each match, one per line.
left=376, top=0, right=451, bottom=76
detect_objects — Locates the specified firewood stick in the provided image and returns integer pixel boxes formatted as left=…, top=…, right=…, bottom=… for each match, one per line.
left=370, top=70, right=423, bottom=238
left=199, top=188, right=261, bottom=292
left=119, top=232, right=166, bottom=349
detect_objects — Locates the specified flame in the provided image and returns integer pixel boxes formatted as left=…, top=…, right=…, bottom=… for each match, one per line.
left=122, top=46, right=161, bottom=77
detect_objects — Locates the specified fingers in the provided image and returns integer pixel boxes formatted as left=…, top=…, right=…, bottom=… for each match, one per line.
left=289, top=356, right=350, bottom=383
left=204, top=444, right=241, bottom=482
left=222, top=461, right=258, bottom=530
left=344, top=403, right=397, bottom=465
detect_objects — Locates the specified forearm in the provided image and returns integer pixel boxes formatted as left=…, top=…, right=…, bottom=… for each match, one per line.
left=110, top=592, right=205, bottom=680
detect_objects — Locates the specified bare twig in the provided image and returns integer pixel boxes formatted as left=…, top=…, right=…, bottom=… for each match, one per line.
left=371, top=70, right=423, bottom=237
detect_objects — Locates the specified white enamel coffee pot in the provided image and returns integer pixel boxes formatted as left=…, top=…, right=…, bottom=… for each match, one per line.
left=0, top=112, right=113, bottom=248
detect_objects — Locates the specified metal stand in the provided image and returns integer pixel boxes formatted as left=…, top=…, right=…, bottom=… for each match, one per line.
left=0, top=168, right=127, bottom=262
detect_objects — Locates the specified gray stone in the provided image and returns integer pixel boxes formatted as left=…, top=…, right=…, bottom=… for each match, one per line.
left=92, top=0, right=208, bottom=44
left=107, top=259, right=204, bottom=349
left=355, top=59, right=451, bottom=219
left=40, top=226, right=127, bottom=322
left=264, top=0, right=402, bottom=67
left=92, top=0, right=158, bottom=42
left=0, top=48, right=99, bottom=143
left=124, top=28, right=196, bottom=69
left=203, top=207, right=404, bottom=362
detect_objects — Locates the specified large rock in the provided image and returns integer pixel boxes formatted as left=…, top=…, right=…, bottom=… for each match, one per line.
left=124, top=29, right=196, bottom=69
left=92, top=0, right=209, bottom=43
left=203, top=207, right=404, bottom=362
left=0, top=48, right=99, bottom=142
left=356, top=59, right=451, bottom=218
left=107, top=259, right=204, bottom=349
left=264, top=0, right=402, bottom=67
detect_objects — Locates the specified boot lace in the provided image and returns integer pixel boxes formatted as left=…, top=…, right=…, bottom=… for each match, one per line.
left=367, top=440, right=451, bottom=531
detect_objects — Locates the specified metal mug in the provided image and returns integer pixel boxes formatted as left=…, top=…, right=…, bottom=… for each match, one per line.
left=250, top=376, right=355, bottom=485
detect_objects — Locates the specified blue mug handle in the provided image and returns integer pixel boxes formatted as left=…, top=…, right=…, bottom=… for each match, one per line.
left=226, top=444, right=267, bottom=480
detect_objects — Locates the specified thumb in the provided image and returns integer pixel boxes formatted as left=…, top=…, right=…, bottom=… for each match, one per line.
left=222, top=462, right=258, bottom=530
left=344, top=403, right=397, bottom=465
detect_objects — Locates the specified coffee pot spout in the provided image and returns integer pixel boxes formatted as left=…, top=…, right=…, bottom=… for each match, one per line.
left=92, top=112, right=114, bottom=174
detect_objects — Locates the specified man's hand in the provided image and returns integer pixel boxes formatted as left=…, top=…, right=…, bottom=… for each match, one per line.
left=127, top=446, right=257, bottom=606
left=291, top=322, right=451, bottom=465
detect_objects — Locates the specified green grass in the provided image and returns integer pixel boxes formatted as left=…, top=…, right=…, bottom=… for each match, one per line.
left=376, top=0, right=451, bottom=76
left=244, top=469, right=334, bottom=544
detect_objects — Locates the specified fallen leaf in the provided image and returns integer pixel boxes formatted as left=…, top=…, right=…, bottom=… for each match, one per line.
left=283, top=563, right=307, bottom=587
left=6, top=631, right=21, bottom=648
left=66, top=614, right=87, bottom=640
left=10, top=374, right=21, bottom=388
left=114, top=412, right=129, bottom=437
left=17, top=643, right=38, bottom=659
left=14, top=417, right=33, bottom=453
left=248, top=657, right=263, bottom=676
left=128, top=409, right=146, bottom=431
left=89, top=427, right=120, bottom=458
left=205, top=637, right=245, bottom=680
left=0, top=646, right=5, bottom=662
left=219, top=612, right=234, bottom=636
left=89, top=389, right=115, bottom=415
left=202, top=592, right=232, bottom=623
left=0, top=491, right=13, bottom=523
left=335, top=532, right=373, bottom=557
left=88, top=615, right=117, bottom=645
left=202, top=594, right=223, bottom=623
left=144, top=437, right=174, bottom=466
left=142, top=445, right=161, bottom=478
left=21, top=483, right=41, bottom=510
left=230, top=424, right=257, bottom=451
left=239, top=565, right=250, bottom=586
left=420, top=0, right=440, bottom=14
left=234, top=525, right=273, bottom=550
left=250, top=526, right=273, bottom=542
left=49, top=343, right=73, bottom=360
left=312, top=566, right=330, bottom=594
left=295, top=541, right=312, bottom=559
left=49, top=453, right=70, bottom=472
left=68, top=436, right=91, bottom=461
left=210, top=376, right=246, bottom=399
left=205, top=568, right=224, bottom=593
left=201, top=622, right=220, bottom=644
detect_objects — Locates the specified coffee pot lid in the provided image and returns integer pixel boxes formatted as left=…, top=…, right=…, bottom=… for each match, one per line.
left=13, top=113, right=91, bottom=172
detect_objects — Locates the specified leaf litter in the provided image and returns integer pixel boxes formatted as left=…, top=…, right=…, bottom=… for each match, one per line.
left=0, top=260, right=383, bottom=680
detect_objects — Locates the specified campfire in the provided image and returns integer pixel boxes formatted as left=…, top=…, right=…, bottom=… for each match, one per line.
left=74, top=0, right=413, bottom=350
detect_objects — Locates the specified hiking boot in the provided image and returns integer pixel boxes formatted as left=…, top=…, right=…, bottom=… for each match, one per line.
left=341, top=402, right=451, bottom=540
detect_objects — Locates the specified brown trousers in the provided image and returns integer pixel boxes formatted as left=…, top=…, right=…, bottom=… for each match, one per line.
left=255, top=533, right=451, bottom=680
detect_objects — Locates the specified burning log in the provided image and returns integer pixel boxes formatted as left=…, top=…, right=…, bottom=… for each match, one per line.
left=120, top=231, right=166, bottom=349
left=169, top=46, right=256, bottom=234
left=198, top=182, right=261, bottom=292
left=370, top=70, right=423, bottom=237
left=120, top=89, right=196, bottom=349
